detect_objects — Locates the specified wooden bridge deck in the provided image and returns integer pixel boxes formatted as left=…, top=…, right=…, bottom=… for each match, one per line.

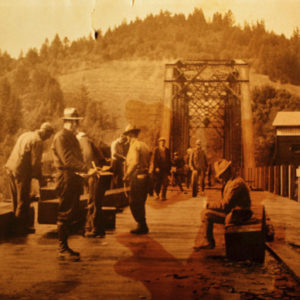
left=0, top=188, right=300, bottom=299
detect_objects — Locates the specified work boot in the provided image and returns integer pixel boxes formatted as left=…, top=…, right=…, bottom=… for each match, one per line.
left=84, top=230, right=105, bottom=238
left=193, top=238, right=215, bottom=251
left=58, top=241, right=80, bottom=261
left=25, top=227, right=36, bottom=234
left=84, top=231, right=97, bottom=238
left=130, top=223, right=149, bottom=234
left=57, top=223, right=80, bottom=261
left=15, top=223, right=36, bottom=235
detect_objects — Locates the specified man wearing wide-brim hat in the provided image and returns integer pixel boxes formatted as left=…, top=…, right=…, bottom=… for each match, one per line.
left=194, top=159, right=252, bottom=250
left=123, top=124, right=151, bottom=234
left=52, top=107, right=96, bottom=260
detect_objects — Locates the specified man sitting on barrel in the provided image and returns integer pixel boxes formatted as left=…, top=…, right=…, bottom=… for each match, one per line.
left=194, top=159, right=252, bottom=250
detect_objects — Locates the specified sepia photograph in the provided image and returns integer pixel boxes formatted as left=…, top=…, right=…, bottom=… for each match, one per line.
left=0, top=0, right=300, bottom=299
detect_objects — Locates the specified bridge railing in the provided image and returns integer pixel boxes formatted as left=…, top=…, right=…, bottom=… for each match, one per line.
left=242, top=165, right=298, bottom=201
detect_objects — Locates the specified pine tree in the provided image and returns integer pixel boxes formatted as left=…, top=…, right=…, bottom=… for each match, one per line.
left=40, top=38, right=49, bottom=61
left=25, top=48, right=39, bottom=66
left=49, top=34, right=63, bottom=59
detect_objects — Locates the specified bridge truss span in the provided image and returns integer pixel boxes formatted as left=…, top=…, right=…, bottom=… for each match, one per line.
left=161, top=59, right=255, bottom=176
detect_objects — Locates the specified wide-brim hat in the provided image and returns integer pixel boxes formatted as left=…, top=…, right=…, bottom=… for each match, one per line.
left=62, top=107, right=83, bottom=120
left=214, top=159, right=232, bottom=178
left=196, top=139, right=202, bottom=145
left=158, top=137, right=166, bottom=142
left=123, top=124, right=140, bottom=135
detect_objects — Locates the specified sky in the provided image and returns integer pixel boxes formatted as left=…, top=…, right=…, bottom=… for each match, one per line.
left=0, top=0, right=300, bottom=58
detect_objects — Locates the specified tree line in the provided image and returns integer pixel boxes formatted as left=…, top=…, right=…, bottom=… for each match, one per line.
left=0, top=65, right=116, bottom=200
left=252, top=85, right=300, bottom=165
left=2, top=9, right=300, bottom=84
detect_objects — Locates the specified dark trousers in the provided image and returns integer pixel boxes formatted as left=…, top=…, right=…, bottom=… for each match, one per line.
left=185, top=168, right=191, bottom=188
left=172, top=171, right=184, bottom=191
left=111, top=159, right=124, bottom=189
left=85, top=176, right=106, bottom=234
left=129, top=174, right=148, bottom=225
left=154, top=171, right=169, bottom=198
left=56, top=174, right=83, bottom=243
left=201, top=208, right=226, bottom=242
left=191, top=169, right=206, bottom=196
left=8, top=173, right=32, bottom=228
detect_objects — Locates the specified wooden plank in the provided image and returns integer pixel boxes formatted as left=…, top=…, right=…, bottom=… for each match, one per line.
left=289, top=165, right=297, bottom=200
left=266, top=242, right=300, bottom=282
left=288, top=165, right=292, bottom=199
left=274, top=165, right=280, bottom=195
left=268, top=166, right=274, bottom=193
left=258, top=167, right=263, bottom=189
left=282, top=165, right=288, bottom=197
left=264, top=166, right=268, bottom=190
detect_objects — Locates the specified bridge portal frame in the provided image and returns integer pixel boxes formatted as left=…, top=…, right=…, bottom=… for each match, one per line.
left=160, top=59, right=255, bottom=178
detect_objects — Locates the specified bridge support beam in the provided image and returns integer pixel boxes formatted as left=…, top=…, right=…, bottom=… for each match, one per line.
left=237, top=62, right=256, bottom=179
left=161, top=65, right=174, bottom=148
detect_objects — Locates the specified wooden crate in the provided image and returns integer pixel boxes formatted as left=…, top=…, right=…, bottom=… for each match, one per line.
left=38, top=197, right=116, bottom=231
left=38, top=199, right=59, bottom=224
left=102, top=206, right=117, bottom=230
left=225, top=205, right=265, bottom=263
left=225, top=223, right=265, bottom=263
left=0, top=203, right=14, bottom=239
left=40, top=187, right=57, bottom=201
left=0, top=204, right=35, bottom=239
left=102, top=187, right=129, bottom=208
left=38, top=198, right=87, bottom=225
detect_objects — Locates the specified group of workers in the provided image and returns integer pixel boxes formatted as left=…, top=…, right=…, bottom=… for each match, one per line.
left=5, top=107, right=253, bottom=261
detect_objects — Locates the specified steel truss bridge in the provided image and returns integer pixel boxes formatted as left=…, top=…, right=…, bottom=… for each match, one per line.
left=160, top=59, right=256, bottom=176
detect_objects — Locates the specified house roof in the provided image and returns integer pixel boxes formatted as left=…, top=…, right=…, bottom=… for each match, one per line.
left=272, top=112, right=300, bottom=127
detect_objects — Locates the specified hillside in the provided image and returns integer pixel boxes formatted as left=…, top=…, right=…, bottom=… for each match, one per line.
left=249, top=70, right=300, bottom=96
left=58, top=60, right=300, bottom=144
left=58, top=60, right=166, bottom=142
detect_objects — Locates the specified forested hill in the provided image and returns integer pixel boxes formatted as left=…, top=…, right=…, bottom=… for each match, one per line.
left=0, top=8, right=299, bottom=145
left=0, top=8, right=300, bottom=199
left=1, top=9, right=300, bottom=85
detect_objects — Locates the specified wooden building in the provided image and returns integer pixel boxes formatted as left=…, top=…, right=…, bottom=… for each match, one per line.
left=272, top=111, right=300, bottom=165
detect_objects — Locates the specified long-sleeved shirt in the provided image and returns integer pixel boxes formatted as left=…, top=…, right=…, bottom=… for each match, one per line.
left=51, top=129, right=87, bottom=173
left=189, top=147, right=208, bottom=171
left=125, top=138, right=150, bottom=178
left=208, top=176, right=251, bottom=214
left=5, top=130, right=43, bottom=180
left=77, top=135, right=106, bottom=168
left=111, top=138, right=129, bottom=161
left=153, top=146, right=171, bottom=173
